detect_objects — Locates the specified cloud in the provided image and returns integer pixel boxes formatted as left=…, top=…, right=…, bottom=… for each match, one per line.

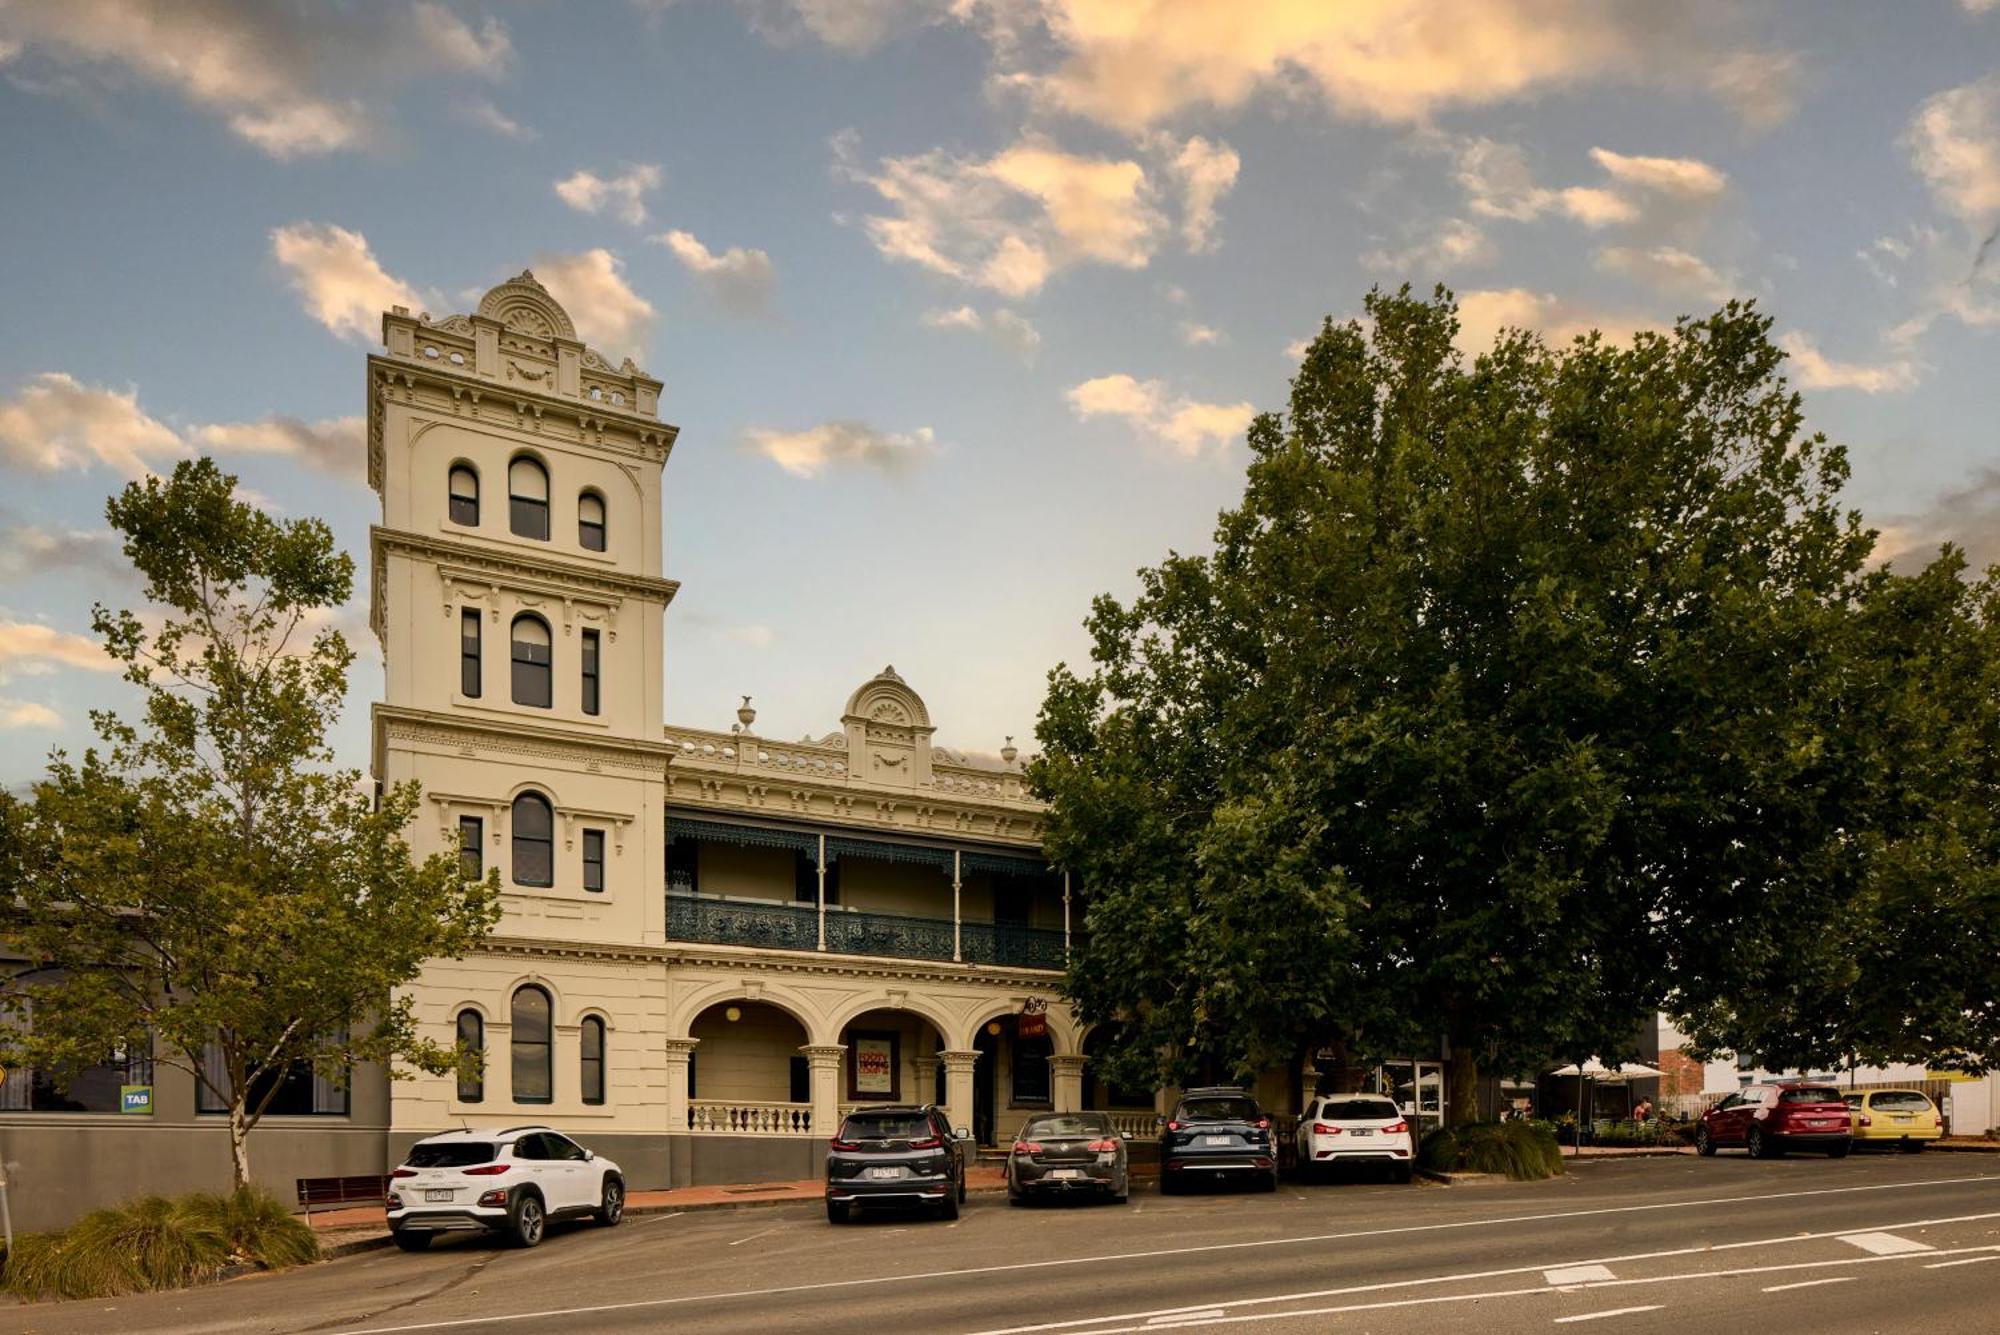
left=1362, top=218, right=1494, bottom=275
left=271, top=223, right=423, bottom=341
left=728, top=0, right=951, bottom=53
left=742, top=421, right=936, bottom=478
left=457, top=97, right=534, bottom=141
left=1453, top=288, right=1657, bottom=356
left=1065, top=374, right=1253, bottom=458
left=0, top=0, right=510, bottom=157
left=1904, top=76, right=2000, bottom=228
left=554, top=164, right=663, bottom=226
left=656, top=229, right=777, bottom=317
left=189, top=415, right=366, bottom=480
left=1588, top=147, right=1728, bottom=200
left=532, top=250, right=656, bottom=361
left=1875, top=468, right=2000, bottom=574
left=0, top=620, right=116, bottom=678
left=0, top=522, right=124, bottom=584
left=0, top=699, right=60, bottom=730
left=1179, top=321, right=1224, bottom=346
left=835, top=130, right=1164, bottom=296
left=921, top=305, right=1042, bottom=361
left=1452, top=138, right=1722, bottom=233
left=1777, top=333, right=1919, bottom=395
left=1165, top=135, right=1241, bottom=252
left=1962, top=0, right=1999, bottom=15
left=1594, top=244, right=1734, bottom=302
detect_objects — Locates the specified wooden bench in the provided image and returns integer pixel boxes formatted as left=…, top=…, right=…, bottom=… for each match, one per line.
left=296, top=1174, right=391, bottom=1220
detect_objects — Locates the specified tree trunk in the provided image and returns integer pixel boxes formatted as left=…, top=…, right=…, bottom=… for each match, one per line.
left=1447, top=1047, right=1481, bottom=1128
left=229, top=1102, right=252, bottom=1192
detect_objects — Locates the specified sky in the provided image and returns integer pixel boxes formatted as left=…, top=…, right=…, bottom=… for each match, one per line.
left=0, top=0, right=1996, bottom=785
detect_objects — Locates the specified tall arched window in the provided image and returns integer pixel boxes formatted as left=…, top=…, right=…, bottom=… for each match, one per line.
left=580, top=1016, right=606, bottom=1105
left=456, top=1009, right=485, bottom=1104
left=578, top=491, right=606, bottom=551
left=510, top=986, right=552, bottom=1104
left=510, top=615, right=552, bottom=708
left=508, top=456, right=550, bottom=540
left=511, top=792, right=554, bottom=887
left=448, top=465, right=480, bottom=526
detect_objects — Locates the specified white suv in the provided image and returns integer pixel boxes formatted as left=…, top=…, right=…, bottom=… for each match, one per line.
left=386, top=1126, right=625, bottom=1250
left=1295, top=1095, right=1415, bottom=1183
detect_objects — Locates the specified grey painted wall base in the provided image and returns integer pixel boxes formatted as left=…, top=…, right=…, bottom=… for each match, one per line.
left=668, top=1133, right=828, bottom=1187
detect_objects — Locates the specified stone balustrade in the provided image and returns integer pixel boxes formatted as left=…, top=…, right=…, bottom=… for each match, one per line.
left=688, top=1099, right=815, bottom=1135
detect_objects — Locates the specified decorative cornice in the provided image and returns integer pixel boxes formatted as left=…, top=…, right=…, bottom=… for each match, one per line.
left=374, top=704, right=676, bottom=772
left=373, top=527, right=678, bottom=608
left=468, top=933, right=1064, bottom=981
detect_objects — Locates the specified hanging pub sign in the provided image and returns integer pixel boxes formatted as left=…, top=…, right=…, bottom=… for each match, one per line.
left=1017, top=997, right=1049, bottom=1041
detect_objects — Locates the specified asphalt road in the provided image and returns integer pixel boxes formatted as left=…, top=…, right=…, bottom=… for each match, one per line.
left=8, top=1152, right=2000, bottom=1335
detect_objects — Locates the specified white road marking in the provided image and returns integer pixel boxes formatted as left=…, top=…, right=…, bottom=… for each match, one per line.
left=1925, top=1255, right=2000, bottom=1269
left=1839, top=1231, right=1933, bottom=1256
left=1544, top=1264, right=1615, bottom=1285
left=1147, top=1313, right=1226, bottom=1326
left=727, top=1226, right=780, bottom=1247
left=1553, top=1308, right=1662, bottom=1325
left=324, top=1177, right=2000, bottom=1335
left=1762, top=1277, right=1857, bottom=1292
left=636, top=1211, right=683, bottom=1224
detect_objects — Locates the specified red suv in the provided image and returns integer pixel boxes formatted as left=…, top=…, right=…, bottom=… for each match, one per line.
left=1695, top=1082, right=1853, bottom=1159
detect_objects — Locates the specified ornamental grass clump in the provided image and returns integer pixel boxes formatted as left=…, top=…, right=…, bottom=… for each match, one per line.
left=0, top=1187, right=319, bottom=1302
left=1417, top=1121, right=1563, bottom=1181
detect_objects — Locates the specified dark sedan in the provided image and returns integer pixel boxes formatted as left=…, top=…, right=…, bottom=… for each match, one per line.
left=1159, top=1087, right=1278, bottom=1193
left=825, top=1104, right=970, bottom=1222
left=1007, top=1112, right=1130, bottom=1205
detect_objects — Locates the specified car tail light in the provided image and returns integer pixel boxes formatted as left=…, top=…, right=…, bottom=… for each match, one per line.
left=477, top=1189, right=509, bottom=1208
left=1253, top=1118, right=1271, bottom=1130
left=1313, top=1123, right=1340, bottom=1135
left=390, top=1168, right=418, bottom=1179
left=462, top=1164, right=511, bottom=1176
left=1166, top=1120, right=1181, bottom=1132
left=1086, top=1139, right=1118, bottom=1152
left=831, top=1139, right=859, bottom=1151
left=1013, top=1141, right=1044, bottom=1154
left=1385, top=1120, right=1409, bottom=1135
left=909, top=1136, right=942, bottom=1150
left=1254, top=1157, right=1272, bottom=1169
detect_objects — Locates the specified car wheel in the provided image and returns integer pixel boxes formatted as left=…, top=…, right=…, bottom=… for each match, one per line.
left=826, top=1199, right=850, bottom=1225
left=959, top=1169, right=968, bottom=1205
left=597, top=1177, right=625, bottom=1227
left=1260, top=1170, right=1279, bottom=1193
left=1394, top=1164, right=1414, bottom=1185
left=508, top=1192, right=546, bottom=1249
left=1007, top=1189, right=1025, bottom=1206
left=1695, top=1125, right=1715, bottom=1157
left=1748, top=1127, right=1778, bottom=1160
left=937, top=1190, right=960, bottom=1221
left=1907, top=1140, right=1927, bottom=1154
left=391, top=1230, right=433, bottom=1252
left=1826, top=1140, right=1850, bottom=1159
left=1160, top=1173, right=1181, bottom=1196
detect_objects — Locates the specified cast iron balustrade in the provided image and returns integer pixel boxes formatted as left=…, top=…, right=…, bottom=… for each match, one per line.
left=666, top=895, right=1065, bottom=970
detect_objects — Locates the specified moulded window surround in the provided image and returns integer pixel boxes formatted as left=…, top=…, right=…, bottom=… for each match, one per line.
left=460, top=609, right=482, bottom=698
left=511, top=986, right=553, bottom=1105
left=510, top=615, right=552, bottom=708
left=511, top=792, right=555, bottom=888
left=582, top=828, right=605, bottom=893
left=578, top=491, right=606, bottom=552
left=456, top=1010, right=485, bottom=1103
left=580, top=1016, right=605, bottom=1105
left=448, top=465, right=480, bottom=526
left=508, top=456, right=551, bottom=541
left=580, top=629, right=600, bottom=716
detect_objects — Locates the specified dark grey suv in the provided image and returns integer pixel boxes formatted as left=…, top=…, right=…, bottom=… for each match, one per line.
left=825, top=1105, right=971, bottom=1222
left=1159, top=1087, right=1278, bottom=1193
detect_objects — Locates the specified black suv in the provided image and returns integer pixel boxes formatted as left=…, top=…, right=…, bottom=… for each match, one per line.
left=1159, top=1087, right=1278, bottom=1193
left=825, top=1104, right=971, bottom=1222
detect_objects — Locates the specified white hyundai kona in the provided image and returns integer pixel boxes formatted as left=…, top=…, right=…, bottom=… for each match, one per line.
left=1295, top=1095, right=1415, bottom=1182
left=386, top=1126, right=625, bottom=1250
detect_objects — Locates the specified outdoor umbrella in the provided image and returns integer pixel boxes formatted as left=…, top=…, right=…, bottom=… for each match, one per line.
left=1549, top=1060, right=1667, bottom=1155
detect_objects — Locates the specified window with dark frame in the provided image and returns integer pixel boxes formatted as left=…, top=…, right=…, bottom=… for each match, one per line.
left=582, top=828, right=605, bottom=893
left=510, top=614, right=552, bottom=708
left=448, top=465, right=479, bottom=526
left=459, top=815, right=483, bottom=879
left=789, top=1055, right=810, bottom=1104
left=511, top=792, right=554, bottom=887
left=667, top=836, right=699, bottom=895
left=581, top=1016, right=605, bottom=1105
left=460, top=609, right=482, bottom=698
left=578, top=491, right=606, bottom=551
left=195, top=1042, right=348, bottom=1116
left=508, top=456, right=550, bottom=540
left=456, top=1009, right=484, bottom=1103
left=510, top=985, right=553, bottom=1104
left=1011, top=1033, right=1053, bottom=1105
left=580, top=629, right=600, bottom=716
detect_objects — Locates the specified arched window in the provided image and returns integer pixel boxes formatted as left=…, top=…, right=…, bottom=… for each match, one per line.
left=580, top=1016, right=606, bottom=1105
left=448, top=465, right=479, bottom=526
left=510, top=986, right=552, bottom=1104
left=578, top=491, right=606, bottom=552
left=508, top=456, right=550, bottom=540
left=456, top=1009, right=484, bottom=1104
left=511, top=792, right=554, bottom=887
left=510, top=615, right=552, bottom=708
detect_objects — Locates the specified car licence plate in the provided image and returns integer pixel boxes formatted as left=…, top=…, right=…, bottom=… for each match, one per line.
left=1349, top=1129, right=1372, bottom=1137
left=1204, top=1135, right=1230, bottom=1146
left=424, top=1189, right=453, bottom=1202
left=867, top=1166, right=900, bottom=1179
left=1050, top=1168, right=1082, bottom=1180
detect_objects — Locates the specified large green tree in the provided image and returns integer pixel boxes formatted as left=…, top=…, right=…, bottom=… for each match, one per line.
left=1033, top=287, right=1992, bottom=1122
left=0, top=459, right=499, bottom=1187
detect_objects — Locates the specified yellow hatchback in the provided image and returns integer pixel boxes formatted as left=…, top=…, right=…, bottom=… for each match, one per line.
left=1844, top=1089, right=1943, bottom=1150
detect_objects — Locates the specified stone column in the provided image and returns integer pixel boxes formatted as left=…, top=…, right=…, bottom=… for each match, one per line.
left=664, top=1037, right=699, bottom=1132
left=801, top=1044, right=846, bottom=1137
left=1051, top=1054, right=1087, bottom=1114
left=940, top=1049, right=980, bottom=1138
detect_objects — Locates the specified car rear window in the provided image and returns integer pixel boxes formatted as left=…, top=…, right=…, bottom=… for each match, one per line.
left=1871, top=1092, right=1932, bottom=1112
left=1178, top=1097, right=1260, bottom=1121
left=404, top=1142, right=496, bottom=1168
left=1320, top=1099, right=1400, bottom=1121
left=1779, top=1088, right=1843, bottom=1104
left=840, top=1112, right=932, bottom=1140
left=1023, top=1115, right=1108, bottom=1139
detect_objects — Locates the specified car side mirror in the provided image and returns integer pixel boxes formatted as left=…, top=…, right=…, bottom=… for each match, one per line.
left=584, top=1150, right=595, bottom=1161
left=954, top=1126, right=972, bottom=1141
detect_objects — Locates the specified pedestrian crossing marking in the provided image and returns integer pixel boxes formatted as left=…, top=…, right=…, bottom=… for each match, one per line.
left=1838, top=1231, right=1933, bottom=1256
left=1544, top=1264, right=1616, bottom=1285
